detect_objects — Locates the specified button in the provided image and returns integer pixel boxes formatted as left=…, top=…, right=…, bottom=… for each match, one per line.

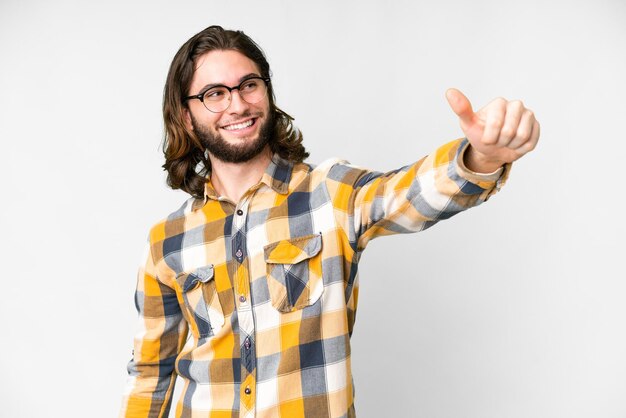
left=236, top=209, right=243, bottom=216
left=244, top=337, right=251, bottom=349
left=244, top=387, right=251, bottom=395
left=239, top=295, right=246, bottom=303
left=235, top=249, right=243, bottom=258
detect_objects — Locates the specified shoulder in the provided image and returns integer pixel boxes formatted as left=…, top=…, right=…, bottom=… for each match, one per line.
left=145, top=196, right=199, bottom=259
left=319, top=158, right=385, bottom=189
left=292, top=157, right=367, bottom=181
left=289, top=157, right=376, bottom=192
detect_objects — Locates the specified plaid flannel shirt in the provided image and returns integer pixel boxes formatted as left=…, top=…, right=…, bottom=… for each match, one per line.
left=120, top=138, right=510, bottom=418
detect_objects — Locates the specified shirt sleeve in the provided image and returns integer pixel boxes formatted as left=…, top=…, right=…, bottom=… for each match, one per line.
left=325, top=138, right=511, bottom=251
left=119, top=241, right=188, bottom=418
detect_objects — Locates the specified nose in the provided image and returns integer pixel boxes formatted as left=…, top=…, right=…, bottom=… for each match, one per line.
left=227, top=89, right=250, bottom=114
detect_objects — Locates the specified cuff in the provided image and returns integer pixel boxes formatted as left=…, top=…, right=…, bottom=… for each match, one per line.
left=455, top=138, right=512, bottom=193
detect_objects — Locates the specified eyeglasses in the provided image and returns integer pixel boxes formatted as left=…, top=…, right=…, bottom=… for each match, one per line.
left=184, top=76, right=271, bottom=113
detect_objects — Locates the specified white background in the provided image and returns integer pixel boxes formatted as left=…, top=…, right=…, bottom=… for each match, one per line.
left=1, top=1, right=625, bottom=417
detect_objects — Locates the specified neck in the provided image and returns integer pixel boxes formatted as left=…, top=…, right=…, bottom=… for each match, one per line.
left=208, top=146, right=273, bottom=204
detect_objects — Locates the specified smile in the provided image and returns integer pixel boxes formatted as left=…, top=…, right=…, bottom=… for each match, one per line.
left=221, top=118, right=255, bottom=131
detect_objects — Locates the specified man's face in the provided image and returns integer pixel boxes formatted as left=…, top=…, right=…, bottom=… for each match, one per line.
left=185, top=49, right=273, bottom=163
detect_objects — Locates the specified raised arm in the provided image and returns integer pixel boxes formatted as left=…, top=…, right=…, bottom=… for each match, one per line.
left=325, top=89, right=539, bottom=250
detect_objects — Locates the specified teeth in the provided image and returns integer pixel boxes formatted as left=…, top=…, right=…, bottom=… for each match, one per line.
left=223, top=119, right=253, bottom=131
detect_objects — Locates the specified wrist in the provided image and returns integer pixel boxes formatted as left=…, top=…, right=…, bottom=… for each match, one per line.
left=463, top=145, right=505, bottom=174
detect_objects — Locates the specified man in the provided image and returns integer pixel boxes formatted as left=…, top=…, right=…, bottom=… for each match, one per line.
left=120, top=25, right=539, bottom=418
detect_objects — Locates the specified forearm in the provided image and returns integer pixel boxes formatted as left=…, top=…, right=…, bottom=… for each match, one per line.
left=334, top=138, right=508, bottom=249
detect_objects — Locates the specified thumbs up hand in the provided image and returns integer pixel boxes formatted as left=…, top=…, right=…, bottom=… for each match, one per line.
left=445, top=88, right=540, bottom=173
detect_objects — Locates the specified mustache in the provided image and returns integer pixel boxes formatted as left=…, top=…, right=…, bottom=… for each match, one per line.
left=219, top=111, right=263, bottom=127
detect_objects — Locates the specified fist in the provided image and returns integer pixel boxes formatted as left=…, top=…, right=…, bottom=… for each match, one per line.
left=446, top=88, right=540, bottom=171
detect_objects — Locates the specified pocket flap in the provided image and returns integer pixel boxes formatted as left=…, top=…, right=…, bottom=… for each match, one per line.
left=264, top=234, right=322, bottom=264
left=176, top=265, right=215, bottom=292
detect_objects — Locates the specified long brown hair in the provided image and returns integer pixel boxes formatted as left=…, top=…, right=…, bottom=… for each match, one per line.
left=162, top=25, right=308, bottom=199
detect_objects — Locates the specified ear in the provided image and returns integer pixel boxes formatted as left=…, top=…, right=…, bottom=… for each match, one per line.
left=183, top=107, right=194, bottom=131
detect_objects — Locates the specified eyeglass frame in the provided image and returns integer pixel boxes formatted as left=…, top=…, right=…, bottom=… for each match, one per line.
left=183, top=76, right=272, bottom=113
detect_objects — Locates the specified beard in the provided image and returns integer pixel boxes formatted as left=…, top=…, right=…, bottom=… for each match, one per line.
left=191, top=110, right=275, bottom=164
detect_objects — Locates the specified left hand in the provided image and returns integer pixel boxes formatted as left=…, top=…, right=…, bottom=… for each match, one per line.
left=446, top=88, right=540, bottom=172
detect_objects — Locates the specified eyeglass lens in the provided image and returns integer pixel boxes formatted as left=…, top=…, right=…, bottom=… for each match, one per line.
left=202, top=78, right=267, bottom=112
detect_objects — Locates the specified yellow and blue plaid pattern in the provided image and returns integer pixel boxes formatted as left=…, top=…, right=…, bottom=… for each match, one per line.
left=120, top=138, right=510, bottom=418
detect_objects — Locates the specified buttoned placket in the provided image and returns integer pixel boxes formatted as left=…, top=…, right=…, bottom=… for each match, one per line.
left=230, top=196, right=257, bottom=417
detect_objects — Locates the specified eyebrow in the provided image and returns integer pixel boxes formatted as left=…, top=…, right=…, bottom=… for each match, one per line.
left=197, top=73, right=261, bottom=93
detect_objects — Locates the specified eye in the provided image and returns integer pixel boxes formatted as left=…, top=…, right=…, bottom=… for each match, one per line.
left=204, top=87, right=227, bottom=101
left=240, top=79, right=260, bottom=91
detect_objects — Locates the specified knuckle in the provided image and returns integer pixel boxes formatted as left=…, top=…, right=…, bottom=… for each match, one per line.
left=496, top=97, right=508, bottom=107
left=501, top=126, right=516, bottom=138
left=518, top=126, right=531, bottom=139
left=489, top=118, right=504, bottom=129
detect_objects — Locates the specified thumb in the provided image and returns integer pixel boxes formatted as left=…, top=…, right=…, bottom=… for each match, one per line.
left=445, top=88, right=475, bottom=125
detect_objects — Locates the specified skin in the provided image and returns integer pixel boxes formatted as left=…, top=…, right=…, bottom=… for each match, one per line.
left=446, top=88, right=540, bottom=173
left=184, top=50, right=540, bottom=202
left=184, top=50, right=273, bottom=203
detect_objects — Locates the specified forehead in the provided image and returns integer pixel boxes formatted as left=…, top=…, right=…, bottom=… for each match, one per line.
left=190, top=49, right=261, bottom=91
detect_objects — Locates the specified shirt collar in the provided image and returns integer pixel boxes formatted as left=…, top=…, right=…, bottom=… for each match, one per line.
left=200, top=153, right=293, bottom=203
left=260, top=153, right=293, bottom=195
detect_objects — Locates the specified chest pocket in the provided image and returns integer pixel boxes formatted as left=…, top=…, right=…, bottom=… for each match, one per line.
left=175, top=265, right=225, bottom=338
left=264, top=233, right=323, bottom=313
